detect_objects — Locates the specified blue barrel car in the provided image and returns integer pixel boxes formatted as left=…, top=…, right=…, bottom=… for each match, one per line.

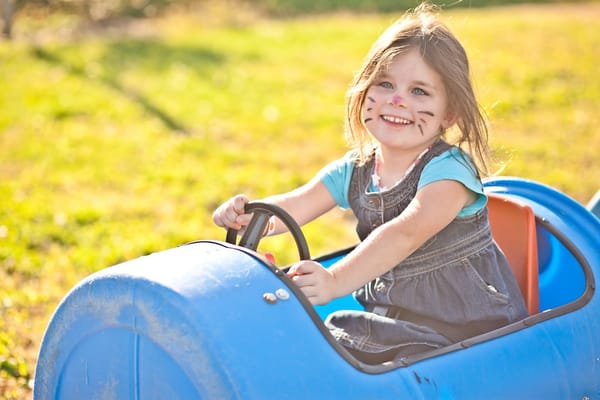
left=34, top=177, right=600, bottom=399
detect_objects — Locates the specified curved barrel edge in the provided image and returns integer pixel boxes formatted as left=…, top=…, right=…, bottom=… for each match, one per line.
left=34, top=243, right=244, bottom=399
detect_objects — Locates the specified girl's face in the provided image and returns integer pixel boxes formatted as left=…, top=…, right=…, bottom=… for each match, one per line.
left=363, top=48, right=455, bottom=154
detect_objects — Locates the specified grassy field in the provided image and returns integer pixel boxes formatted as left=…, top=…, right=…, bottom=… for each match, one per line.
left=1, top=3, right=599, bottom=397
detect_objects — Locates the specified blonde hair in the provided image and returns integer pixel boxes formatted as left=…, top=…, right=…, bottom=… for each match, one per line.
left=345, top=3, right=490, bottom=175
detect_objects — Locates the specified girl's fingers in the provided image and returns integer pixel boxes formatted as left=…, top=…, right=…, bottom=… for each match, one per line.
left=232, top=195, right=248, bottom=213
left=286, top=261, right=332, bottom=305
left=212, top=194, right=250, bottom=230
left=235, top=213, right=252, bottom=226
left=225, top=208, right=240, bottom=225
left=289, top=260, right=317, bottom=276
left=288, top=262, right=319, bottom=286
left=291, top=274, right=310, bottom=287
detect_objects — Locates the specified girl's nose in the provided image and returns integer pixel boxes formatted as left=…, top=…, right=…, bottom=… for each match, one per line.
left=388, top=95, right=404, bottom=107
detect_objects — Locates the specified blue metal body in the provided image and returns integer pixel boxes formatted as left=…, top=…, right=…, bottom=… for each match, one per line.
left=34, top=178, right=600, bottom=399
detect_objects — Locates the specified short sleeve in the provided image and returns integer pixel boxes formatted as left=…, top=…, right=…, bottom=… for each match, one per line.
left=316, top=152, right=355, bottom=209
left=418, top=147, right=487, bottom=217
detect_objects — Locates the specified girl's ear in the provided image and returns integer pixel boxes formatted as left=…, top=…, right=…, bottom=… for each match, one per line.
left=441, top=111, right=458, bottom=129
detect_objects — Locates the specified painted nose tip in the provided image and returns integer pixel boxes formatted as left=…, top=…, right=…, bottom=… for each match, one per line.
left=389, top=95, right=403, bottom=106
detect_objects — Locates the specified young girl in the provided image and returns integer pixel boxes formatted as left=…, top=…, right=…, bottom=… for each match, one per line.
left=213, top=3, right=528, bottom=364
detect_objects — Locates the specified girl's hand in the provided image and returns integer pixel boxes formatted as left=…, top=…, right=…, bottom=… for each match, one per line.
left=287, top=260, right=337, bottom=305
left=212, top=194, right=251, bottom=232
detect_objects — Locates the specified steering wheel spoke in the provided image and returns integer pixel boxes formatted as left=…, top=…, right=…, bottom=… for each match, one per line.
left=225, top=202, right=310, bottom=261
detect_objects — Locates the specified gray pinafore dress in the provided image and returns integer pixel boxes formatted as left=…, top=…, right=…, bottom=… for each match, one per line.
left=324, top=140, right=528, bottom=363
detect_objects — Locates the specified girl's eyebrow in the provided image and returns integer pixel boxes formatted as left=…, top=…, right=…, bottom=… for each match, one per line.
left=412, top=80, right=436, bottom=90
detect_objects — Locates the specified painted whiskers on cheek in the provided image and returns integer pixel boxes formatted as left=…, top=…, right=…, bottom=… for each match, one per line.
left=364, top=96, right=377, bottom=124
left=417, top=110, right=435, bottom=136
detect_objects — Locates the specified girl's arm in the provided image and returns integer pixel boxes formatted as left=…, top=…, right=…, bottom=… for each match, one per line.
left=212, top=175, right=337, bottom=234
left=289, top=179, right=475, bottom=305
left=262, top=176, right=338, bottom=234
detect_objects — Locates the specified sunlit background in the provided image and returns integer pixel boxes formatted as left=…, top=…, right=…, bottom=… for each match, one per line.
left=1, top=0, right=599, bottom=397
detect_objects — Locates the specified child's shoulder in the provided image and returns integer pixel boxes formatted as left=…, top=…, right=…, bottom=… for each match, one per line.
left=424, top=145, right=480, bottom=183
left=334, top=149, right=371, bottom=169
left=430, top=146, right=475, bottom=169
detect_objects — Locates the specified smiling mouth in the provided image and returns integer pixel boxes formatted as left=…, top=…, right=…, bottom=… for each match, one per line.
left=381, top=115, right=413, bottom=125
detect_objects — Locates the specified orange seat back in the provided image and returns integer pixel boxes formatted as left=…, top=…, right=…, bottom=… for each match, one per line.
left=487, top=193, right=539, bottom=315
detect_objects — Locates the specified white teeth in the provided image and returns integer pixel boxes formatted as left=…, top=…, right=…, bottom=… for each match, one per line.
left=382, top=115, right=412, bottom=124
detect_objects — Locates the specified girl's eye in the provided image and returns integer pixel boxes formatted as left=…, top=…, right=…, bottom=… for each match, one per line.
left=378, top=81, right=393, bottom=89
left=412, top=87, right=429, bottom=96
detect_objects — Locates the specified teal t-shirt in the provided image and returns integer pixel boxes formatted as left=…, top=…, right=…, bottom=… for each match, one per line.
left=317, top=147, right=487, bottom=217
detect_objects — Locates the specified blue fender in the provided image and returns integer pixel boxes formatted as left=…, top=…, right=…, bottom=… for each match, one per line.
left=34, top=242, right=425, bottom=399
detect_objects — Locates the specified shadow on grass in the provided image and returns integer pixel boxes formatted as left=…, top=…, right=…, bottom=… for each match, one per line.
left=97, top=37, right=231, bottom=78
left=31, top=41, right=226, bottom=134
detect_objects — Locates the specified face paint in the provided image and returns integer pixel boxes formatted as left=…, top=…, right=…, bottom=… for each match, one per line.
left=390, top=95, right=403, bottom=106
left=364, top=97, right=376, bottom=123
left=417, top=111, right=434, bottom=136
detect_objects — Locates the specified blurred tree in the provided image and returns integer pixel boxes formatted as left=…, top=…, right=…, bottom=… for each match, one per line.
left=1, top=0, right=15, bottom=38
left=79, top=0, right=172, bottom=21
left=0, top=0, right=182, bottom=39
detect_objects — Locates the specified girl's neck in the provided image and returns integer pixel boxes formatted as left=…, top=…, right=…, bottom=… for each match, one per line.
left=374, top=141, right=438, bottom=189
left=377, top=137, right=440, bottom=167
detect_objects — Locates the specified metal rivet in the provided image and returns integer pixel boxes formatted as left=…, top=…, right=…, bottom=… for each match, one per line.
left=263, top=292, right=277, bottom=304
left=275, top=288, right=290, bottom=300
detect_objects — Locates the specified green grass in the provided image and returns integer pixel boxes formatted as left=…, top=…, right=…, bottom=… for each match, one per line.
left=1, top=3, right=599, bottom=397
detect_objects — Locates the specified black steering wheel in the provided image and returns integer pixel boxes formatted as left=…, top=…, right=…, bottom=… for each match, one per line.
left=226, top=201, right=310, bottom=261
